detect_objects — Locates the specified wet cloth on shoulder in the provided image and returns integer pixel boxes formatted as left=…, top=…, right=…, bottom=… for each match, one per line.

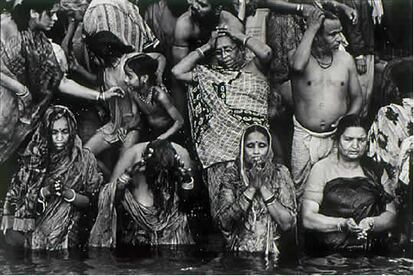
left=89, top=181, right=194, bottom=247
left=189, top=65, right=269, bottom=168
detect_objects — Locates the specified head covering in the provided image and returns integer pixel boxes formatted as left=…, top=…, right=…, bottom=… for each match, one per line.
left=59, top=0, right=89, bottom=13
left=239, top=124, right=274, bottom=187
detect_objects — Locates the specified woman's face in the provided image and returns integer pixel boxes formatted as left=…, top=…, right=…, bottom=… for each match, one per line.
left=33, top=4, right=59, bottom=31
left=124, top=64, right=148, bottom=91
left=338, top=126, right=367, bottom=161
left=244, top=131, right=269, bottom=164
left=51, top=117, right=70, bottom=151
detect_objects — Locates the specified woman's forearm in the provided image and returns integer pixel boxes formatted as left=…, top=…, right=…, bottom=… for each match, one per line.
left=58, top=76, right=100, bottom=100
left=62, top=189, right=89, bottom=208
left=0, top=72, right=26, bottom=94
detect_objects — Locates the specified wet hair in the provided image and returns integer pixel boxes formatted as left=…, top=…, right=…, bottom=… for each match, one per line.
left=43, top=105, right=77, bottom=150
left=334, top=114, right=368, bottom=141
left=11, top=0, right=58, bottom=31
left=142, top=139, right=181, bottom=215
left=124, top=54, right=158, bottom=86
left=315, top=3, right=340, bottom=35
left=86, top=31, right=134, bottom=68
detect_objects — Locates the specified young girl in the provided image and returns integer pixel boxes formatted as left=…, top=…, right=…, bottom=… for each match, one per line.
left=124, top=54, right=183, bottom=141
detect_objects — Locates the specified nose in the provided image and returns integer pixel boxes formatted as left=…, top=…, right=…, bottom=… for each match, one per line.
left=350, top=139, right=358, bottom=149
left=51, top=13, right=58, bottom=21
left=253, top=145, right=260, bottom=154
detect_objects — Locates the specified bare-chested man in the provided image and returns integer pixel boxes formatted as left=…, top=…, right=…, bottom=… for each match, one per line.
left=288, top=8, right=363, bottom=202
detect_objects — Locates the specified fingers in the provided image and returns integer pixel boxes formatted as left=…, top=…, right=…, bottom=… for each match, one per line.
left=345, top=218, right=362, bottom=233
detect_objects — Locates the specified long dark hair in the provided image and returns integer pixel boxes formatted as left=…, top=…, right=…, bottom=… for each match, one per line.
left=141, top=140, right=182, bottom=215
left=86, top=31, right=134, bottom=68
left=11, top=0, right=58, bottom=31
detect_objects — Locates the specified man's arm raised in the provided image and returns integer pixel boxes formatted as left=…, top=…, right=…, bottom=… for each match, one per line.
left=288, top=9, right=324, bottom=73
left=172, top=33, right=216, bottom=83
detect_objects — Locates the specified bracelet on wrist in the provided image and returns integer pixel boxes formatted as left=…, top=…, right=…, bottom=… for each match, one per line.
left=64, top=188, right=76, bottom=203
left=264, top=194, right=276, bottom=206
left=16, top=86, right=29, bottom=97
left=196, top=47, right=205, bottom=58
left=243, top=36, right=252, bottom=47
left=243, top=191, right=253, bottom=203
left=296, top=4, right=304, bottom=15
left=39, top=187, right=46, bottom=200
left=118, top=173, right=132, bottom=185
left=337, top=219, right=345, bottom=232
left=181, top=177, right=194, bottom=190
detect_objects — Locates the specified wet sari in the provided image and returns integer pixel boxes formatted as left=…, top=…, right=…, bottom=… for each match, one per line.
left=1, top=106, right=103, bottom=250
left=217, top=125, right=296, bottom=256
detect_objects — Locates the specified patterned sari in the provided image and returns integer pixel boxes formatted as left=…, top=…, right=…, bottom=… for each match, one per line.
left=0, top=25, right=63, bottom=164
left=1, top=106, right=103, bottom=250
left=217, top=125, right=296, bottom=256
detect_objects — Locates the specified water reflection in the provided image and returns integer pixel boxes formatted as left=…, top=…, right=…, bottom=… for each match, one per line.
left=0, top=243, right=412, bottom=275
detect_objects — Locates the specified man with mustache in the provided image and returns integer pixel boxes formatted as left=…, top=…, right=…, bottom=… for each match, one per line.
left=172, top=27, right=274, bottom=220
left=288, top=8, right=363, bottom=204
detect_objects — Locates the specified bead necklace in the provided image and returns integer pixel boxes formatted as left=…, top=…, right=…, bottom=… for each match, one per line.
left=312, top=52, right=333, bottom=70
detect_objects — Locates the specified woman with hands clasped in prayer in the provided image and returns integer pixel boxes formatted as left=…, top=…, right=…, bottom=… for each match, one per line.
left=217, top=125, right=296, bottom=256
left=302, top=115, right=396, bottom=253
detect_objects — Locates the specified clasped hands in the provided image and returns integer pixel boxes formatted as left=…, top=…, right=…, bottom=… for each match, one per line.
left=340, top=217, right=375, bottom=240
left=41, top=178, right=74, bottom=200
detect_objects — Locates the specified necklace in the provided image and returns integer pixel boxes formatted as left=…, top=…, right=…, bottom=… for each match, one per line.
left=137, top=88, right=153, bottom=105
left=312, top=52, right=333, bottom=70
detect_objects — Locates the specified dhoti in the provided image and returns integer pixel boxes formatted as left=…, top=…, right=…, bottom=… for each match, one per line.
left=291, top=116, right=336, bottom=203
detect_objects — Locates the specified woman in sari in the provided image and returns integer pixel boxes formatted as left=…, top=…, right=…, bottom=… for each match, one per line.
left=0, top=0, right=124, bottom=164
left=89, top=139, right=194, bottom=248
left=302, top=114, right=396, bottom=254
left=217, top=124, right=296, bottom=256
left=1, top=105, right=103, bottom=250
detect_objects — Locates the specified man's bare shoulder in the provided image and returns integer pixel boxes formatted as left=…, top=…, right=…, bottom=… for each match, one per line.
left=175, top=11, right=196, bottom=40
left=335, top=50, right=354, bottom=66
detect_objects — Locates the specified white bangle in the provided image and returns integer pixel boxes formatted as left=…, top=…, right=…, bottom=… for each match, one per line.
left=96, top=92, right=101, bottom=102
left=40, top=187, right=46, bottom=200
left=196, top=47, right=205, bottom=58
left=64, top=189, right=76, bottom=203
left=181, top=177, right=194, bottom=190
left=243, top=36, right=252, bottom=47
left=16, top=86, right=29, bottom=97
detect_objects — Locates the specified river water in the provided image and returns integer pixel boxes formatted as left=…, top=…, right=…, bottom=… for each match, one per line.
left=0, top=234, right=412, bottom=275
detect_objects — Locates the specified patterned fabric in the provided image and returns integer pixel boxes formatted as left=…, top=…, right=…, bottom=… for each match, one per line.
left=368, top=98, right=413, bottom=182
left=89, top=180, right=194, bottom=247
left=1, top=106, right=103, bottom=250
left=189, top=65, right=269, bottom=168
left=83, top=0, right=158, bottom=51
left=217, top=126, right=296, bottom=255
left=0, top=28, right=63, bottom=164
left=266, top=13, right=304, bottom=84
left=291, top=117, right=336, bottom=203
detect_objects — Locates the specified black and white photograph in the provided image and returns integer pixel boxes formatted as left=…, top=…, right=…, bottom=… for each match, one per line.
left=0, top=0, right=412, bottom=274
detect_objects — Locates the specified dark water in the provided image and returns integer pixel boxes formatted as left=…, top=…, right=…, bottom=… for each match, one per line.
left=0, top=236, right=412, bottom=275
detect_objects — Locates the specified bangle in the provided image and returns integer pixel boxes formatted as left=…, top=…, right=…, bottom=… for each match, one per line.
left=102, top=92, right=106, bottom=102
left=64, top=189, right=76, bottom=203
left=264, top=194, right=276, bottom=206
left=337, top=219, right=344, bottom=232
left=296, top=4, right=304, bottom=15
left=243, top=191, right=253, bottom=203
left=355, top=55, right=364, bottom=60
left=243, top=36, right=252, bottom=47
left=96, top=92, right=102, bottom=102
left=16, top=86, right=29, bottom=97
left=118, top=173, right=131, bottom=185
left=196, top=47, right=205, bottom=58
left=39, top=187, right=46, bottom=200
left=181, top=177, right=194, bottom=190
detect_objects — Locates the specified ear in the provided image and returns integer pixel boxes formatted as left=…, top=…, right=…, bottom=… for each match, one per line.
left=30, top=9, right=40, bottom=20
left=141, top=75, right=149, bottom=83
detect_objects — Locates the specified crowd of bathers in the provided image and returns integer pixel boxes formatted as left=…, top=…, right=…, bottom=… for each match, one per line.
left=0, top=0, right=412, bottom=258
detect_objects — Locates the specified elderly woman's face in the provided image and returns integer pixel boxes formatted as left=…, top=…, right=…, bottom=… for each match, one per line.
left=338, top=127, right=367, bottom=161
left=244, top=131, right=269, bottom=164
left=51, top=117, right=70, bottom=151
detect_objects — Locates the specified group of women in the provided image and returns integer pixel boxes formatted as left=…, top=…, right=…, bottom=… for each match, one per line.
left=0, top=0, right=409, bottom=259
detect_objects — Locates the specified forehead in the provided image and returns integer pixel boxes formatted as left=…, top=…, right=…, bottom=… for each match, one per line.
left=215, top=36, right=235, bottom=49
left=323, top=19, right=342, bottom=33
left=245, top=131, right=268, bottom=143
left=52, top=117, right=69, bottom=128
left=341, top=127, right=367, bottom=137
